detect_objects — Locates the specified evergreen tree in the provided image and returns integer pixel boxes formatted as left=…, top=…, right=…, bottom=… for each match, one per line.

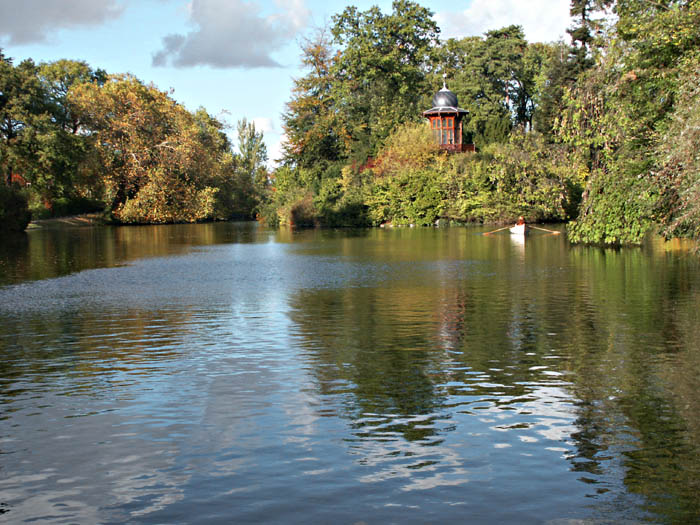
left=281, top=30, right=341, bottom=170
left=567, top=0, right=613, bottom=73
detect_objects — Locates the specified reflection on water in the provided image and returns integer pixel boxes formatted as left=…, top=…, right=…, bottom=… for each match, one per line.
left=0, top=222, right=699, bottom=523
left=0, top=222, right=270, bottom=287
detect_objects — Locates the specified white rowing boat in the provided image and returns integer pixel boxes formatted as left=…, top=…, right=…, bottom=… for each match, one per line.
left=510, top=223, right=528, bottom=235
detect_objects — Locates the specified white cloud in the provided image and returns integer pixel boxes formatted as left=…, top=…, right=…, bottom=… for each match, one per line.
left=268, top=131, right=286, bottom=167
left=0, top=0, right=124, bottom=45
left=152, top=0, right=310, bottom=69
left=252, top=117, right=275, bottom=134
left=273, top=0, right=308, bottom=33
left=435, top=0, right=571, bottom=44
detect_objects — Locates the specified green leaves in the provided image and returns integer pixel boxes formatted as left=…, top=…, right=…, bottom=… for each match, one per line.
left=69, top=75, right=256, bottom=223
left=438, top=26, right=540, bottom=145
left=0, top=51, right=265, bottom=225
left=556, top=0, right=700, bottom=246
left=329, top=0, right=440, bottom=154
left=568, top=168, right=656, bottom=245
left=237, top=117, right=267, bottom=183
left=441, top=132, right=585, bottom=224
left=273, top=0, right=700, bottom=246
left=654, top=53, right=700, bottom=242
left=281, top=30, right=342, bottom=170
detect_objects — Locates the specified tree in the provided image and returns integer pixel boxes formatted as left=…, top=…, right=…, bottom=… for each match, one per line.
left=237, top=118, right=267, bottom=183
left=567, top=0, right=614, bottom=72
left=444, top=26, right=537, bottom=146
left=39, top=59, right=106, bottom=134
left=330, top=0, right=440, bottom=158
left=281, top=30, right=341, bottom=170
left=1, top=55, right=108, bottom=210
left=190, top=107, right=253, bottom=220
left=530, top=1, right=613, bottom=139
left=223, top=117, right=267, bottom=219
left=69, top=75, right=220, bottom=223
left=531, top=41, right=573, bottom=138
left=0, top=53, right=43, bottom=186
left=24, top=60, right=109, bottom=206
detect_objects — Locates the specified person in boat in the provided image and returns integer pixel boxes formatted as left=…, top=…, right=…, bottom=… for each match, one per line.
left=509, top=216, right=527, bottom=235
left=484, top=216, right=529, bottom=235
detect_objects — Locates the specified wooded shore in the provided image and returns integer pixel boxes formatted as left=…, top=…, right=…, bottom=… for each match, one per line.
left=2, top=1, right=698, bottom=248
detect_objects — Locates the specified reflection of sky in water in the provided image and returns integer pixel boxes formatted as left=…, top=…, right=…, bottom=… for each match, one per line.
left=334, top=379, right=584, bottom=494
left=0, top=226, right=698, bottom=523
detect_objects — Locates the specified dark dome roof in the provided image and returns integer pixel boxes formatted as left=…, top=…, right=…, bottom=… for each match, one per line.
left=432, top=87, right=459, bottom=108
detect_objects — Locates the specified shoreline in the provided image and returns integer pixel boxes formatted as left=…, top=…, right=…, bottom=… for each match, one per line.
left=27, top=213, right=104, bottom=229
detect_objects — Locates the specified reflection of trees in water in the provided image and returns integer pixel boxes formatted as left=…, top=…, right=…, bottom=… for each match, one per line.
left=0, top=307, right=190, bottom=399
left=288, top=273, right=584, bottom=487
left=559, top=247, right=700, bottom=519
left=461, top=246, right=700, bottom=520
left=290, top=286, right=451, bottom=444
left=288, top=285, right=474, bottom=490
left=289, top=239, right=700, bottom=519
left=0, top=222, right=263, bottom=286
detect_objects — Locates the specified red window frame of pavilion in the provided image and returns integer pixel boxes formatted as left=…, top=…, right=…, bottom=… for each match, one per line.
left=430, top=116, right=458, bottom=145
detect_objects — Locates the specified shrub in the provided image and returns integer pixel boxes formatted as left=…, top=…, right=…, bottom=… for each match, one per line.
left=366, top=169, right=445, bottom=226
left=372, top=121, right=443, bottom=176
left=314, top=178, right=370, bottom=227
left=115, top=169, right=218, bottom=224
left=568, top=167, right=656, bottom=245
left=443, top=132, right=586, bottom=224
left=0, top=185, right=32, bottom=233
left=288, top=193, right=317, bottom=227
left=50, top=196, right=104, bottom=217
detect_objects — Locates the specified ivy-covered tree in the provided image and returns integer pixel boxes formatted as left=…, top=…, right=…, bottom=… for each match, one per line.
left=656, top=57, right=700, bottom=242
left=562, top=0, right=700, bottom=245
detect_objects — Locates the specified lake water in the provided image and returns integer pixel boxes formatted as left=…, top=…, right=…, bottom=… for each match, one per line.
left=1, top=222, right=699, bottom=523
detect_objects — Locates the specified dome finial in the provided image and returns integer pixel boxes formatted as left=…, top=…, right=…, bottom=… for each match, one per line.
left=442, top=73, right=447, bottom=90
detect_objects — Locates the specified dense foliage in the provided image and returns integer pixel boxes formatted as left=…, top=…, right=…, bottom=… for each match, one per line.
left=268, top=0, right=700, bottom=248
left=270, top=0, right=585, bottom=229
left=561, top=0, right=700, bottom=244
left=655, top=53, right=700, bottom=240
left=0, top=184, right=31, bottom=232
left=0, top=52, right=266, bottom=231
left=2, top=0, right=699, bottom=246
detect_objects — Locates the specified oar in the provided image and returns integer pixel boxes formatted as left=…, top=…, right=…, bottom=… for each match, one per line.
left=483, top=225, right=511, bottom=235
left=530, top=225, right=561, bottom=235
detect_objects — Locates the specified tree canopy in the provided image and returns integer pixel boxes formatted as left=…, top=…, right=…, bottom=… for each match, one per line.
left=3, top=0, right=700, bottom=248
left=271, top=0, right=700, bottom=248
left=1, top=53, right=267, bottom=229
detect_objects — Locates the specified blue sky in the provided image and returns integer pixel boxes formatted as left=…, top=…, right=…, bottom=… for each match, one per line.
left=0, top=0, right=572, bottom=164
